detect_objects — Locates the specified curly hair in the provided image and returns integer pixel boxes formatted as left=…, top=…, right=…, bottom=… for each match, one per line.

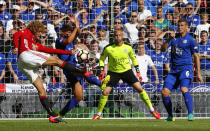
left=26, top=21, right=45, bottom=35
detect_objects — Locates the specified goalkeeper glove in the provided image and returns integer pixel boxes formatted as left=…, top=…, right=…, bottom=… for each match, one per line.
left=99, top=66, right=105, bottom=80
left=135, top=65, right=143, bottom=83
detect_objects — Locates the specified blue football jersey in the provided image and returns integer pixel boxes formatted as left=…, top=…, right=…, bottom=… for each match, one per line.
left=168, top=33, right=198, bottom=72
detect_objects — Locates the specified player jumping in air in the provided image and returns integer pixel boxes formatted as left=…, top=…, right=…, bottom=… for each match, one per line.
left=160, top=18, right=204, bottom=121
left=92, top=29, right=161, bottom=120
left=55, top=23, right=110, bottom=118
left=13, top=21, right=93, bottom=123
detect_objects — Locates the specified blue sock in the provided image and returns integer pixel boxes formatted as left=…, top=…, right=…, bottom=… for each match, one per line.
left=85, top=75, right=101, bottom=86
left=183, top=92, right=193, bottom=114
left=60, top=97, right=79, bottom=116
left=162, top=96, right=173, bottom=117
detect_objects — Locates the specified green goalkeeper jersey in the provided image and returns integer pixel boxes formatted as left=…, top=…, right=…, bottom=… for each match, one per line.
left=99, top=42, right=139, bottom=73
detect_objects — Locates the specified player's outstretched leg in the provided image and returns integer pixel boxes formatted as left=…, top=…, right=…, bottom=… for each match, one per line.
left=140, top=90, right=161, bottom=119
left=59, top=97, right=79, bottom=118
left=183, top=92, right=194, bottom=121
left=39, top=96, right=66, bottom=123
left=92, top=95, right=108, bottom=120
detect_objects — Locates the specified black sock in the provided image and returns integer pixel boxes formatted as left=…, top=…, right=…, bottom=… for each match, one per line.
left=40, top=96, right=57, bottom=117
left=62, top=62, right=86, bottom=74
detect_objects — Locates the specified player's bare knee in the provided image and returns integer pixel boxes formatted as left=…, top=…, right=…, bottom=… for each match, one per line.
left=161, top=88, right=170, bottom=97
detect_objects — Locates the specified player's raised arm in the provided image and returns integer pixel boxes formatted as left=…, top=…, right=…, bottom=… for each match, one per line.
left=35, top=42, right=76, bottom=55
left=158, top=30, right=175, bottom=52
left=99, top=47, right=108, bottom=80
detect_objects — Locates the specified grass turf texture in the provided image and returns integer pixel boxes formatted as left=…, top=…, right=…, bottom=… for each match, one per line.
left=0, top=119, right=209, bottom=131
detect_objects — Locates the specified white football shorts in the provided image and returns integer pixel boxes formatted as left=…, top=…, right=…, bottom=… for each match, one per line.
left=18, top=50, right=50, bottom=83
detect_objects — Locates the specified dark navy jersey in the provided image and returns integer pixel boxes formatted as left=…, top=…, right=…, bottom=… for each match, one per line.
left=55, top=37, right=76, bottom=65
left=168, top=33, right=198, bottom=72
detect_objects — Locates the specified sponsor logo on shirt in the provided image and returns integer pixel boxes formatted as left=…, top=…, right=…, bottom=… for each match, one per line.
left=183, top=40, right=187, bottom=43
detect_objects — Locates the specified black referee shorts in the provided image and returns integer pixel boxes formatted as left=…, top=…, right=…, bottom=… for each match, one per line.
left=107, top=69, right=139, bottom=87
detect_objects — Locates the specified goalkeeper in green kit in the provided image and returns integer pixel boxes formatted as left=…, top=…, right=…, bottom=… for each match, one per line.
left=92, top=29, right=161, bottom=120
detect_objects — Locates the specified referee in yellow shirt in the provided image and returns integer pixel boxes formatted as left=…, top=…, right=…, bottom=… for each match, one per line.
left=92, top=29, right=160, bottom=120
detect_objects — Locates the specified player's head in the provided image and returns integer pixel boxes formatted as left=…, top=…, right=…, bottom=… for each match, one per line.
left=178, top=18, right=188, bottom=34
left=114, top=29, right=124, bottom=43
left=60, top=24, right=73, bottom=38
left=137, top=42, right=145, bottom=56
left=27, top=20, right=45, bottom=40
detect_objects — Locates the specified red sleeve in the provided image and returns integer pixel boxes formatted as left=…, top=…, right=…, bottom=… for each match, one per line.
left=13, top=31, right=22, bottom=49
left=35, top=43, right=73, bottom=55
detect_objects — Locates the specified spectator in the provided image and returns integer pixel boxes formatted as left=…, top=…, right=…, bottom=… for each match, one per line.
left=86, top=40, right=102, bottom=107
left=182, top=3, right=201, bottom=33
left=13, top=0, right=27, bottom=14
left=169, top=13, right=180, bottom=32
left=0, top=51, right=5, bottom=83
left=137, top=0, right=152, bottom=21
left=174, top=2, right=187, bottom=18
left=198, top=30, right=210, bottom=82
left=145, top=30, right=157, bottom=51
left=0, top=0, right=12, bottom=27
left=54, top=0, right=73, bottom=14
left=113, top=2, right=127, bottom=24
left=158, top=0, right=174, bottom=17
left=7, top=49, right=29, bottom=84
left=78, top=8, right=91, bottom=29
left=148, top=38, right=169, bottom=84
left=5, top=4, right=21, bottom=34
left=154, top=6, right=171, bottom=30
left=195, top=12, right=210, bottom=43
left=98, top=29, right=109, bottom=52
left=124, top=10, right=139, bottom=45
left=19, top=2, right=36, bottom=24
left=135, top=42, right=159, bottom=84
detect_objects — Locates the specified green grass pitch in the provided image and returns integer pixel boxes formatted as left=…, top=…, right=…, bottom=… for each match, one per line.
left=0, top=119, right=210, bottom=131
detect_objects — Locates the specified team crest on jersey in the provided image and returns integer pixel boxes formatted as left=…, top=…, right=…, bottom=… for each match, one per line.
left=124, top=49, right=128, bottom=53
left=183, top=40, right=187, bottom=43
left=60, top=37, right=64, bottom=43
left=186, top=71, right=189, bottom=77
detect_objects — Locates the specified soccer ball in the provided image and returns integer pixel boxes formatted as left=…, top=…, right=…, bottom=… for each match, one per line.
left=76, top=50, right=90, bottom=63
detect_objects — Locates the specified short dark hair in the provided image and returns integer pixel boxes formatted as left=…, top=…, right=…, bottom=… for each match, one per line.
left=60, top=24, right=73, bottom=32
left=178, top=18, right=188, bottom=24
left=200, top=30, right=208, bottom=36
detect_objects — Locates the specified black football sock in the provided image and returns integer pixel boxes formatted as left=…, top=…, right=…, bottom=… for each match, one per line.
left=40, top=96, right=57, bottom=117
